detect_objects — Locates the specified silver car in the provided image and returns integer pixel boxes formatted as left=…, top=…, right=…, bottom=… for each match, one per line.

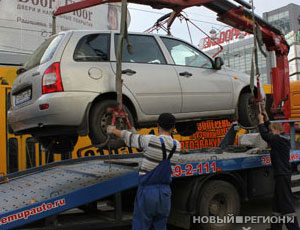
left=8, top=30, right=260, bottom=152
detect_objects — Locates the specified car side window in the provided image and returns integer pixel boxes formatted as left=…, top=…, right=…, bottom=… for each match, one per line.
left=161, top=37, right=213, bottom=68
left=74, top=34, right=110, bottom=62
left=114, top=35, right=166, bottom=64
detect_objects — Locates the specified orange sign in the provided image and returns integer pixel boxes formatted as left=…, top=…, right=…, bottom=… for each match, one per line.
left=179, top=120, right=234, bottom=150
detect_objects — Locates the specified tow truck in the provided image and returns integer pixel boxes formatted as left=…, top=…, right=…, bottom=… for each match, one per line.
left=0, top=0, right=300, bottom=229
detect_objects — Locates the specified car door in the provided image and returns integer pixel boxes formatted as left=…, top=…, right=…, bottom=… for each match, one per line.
left=111, top=34, right=182, bottom=115
left=60, top=32, right=114, bottom=93
left=160, top=37, right=234, bottom=113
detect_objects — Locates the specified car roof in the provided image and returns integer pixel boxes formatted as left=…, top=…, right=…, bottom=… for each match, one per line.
left=58, top=30, right=173, bottom=38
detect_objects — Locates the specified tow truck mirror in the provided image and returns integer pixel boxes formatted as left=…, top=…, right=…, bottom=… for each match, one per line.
left=214, top=57, right=224, bottom=70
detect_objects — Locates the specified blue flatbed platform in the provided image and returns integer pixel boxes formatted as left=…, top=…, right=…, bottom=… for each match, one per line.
left=1, top=148, right=300, bottom=229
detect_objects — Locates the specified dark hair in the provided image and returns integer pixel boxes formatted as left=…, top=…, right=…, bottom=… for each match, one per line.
left=157, top=113, right=176, bottom=131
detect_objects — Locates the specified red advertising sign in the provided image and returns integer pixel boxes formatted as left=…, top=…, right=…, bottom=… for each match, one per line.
left=198, top=28, right=251, bottom=49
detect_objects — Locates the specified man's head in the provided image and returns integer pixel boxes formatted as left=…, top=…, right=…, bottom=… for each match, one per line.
left=157, top=113, right=176, bottom=133
left=269, top=122, right=284, bottom=135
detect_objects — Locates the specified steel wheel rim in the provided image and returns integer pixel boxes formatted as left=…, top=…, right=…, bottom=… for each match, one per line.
left=209, top=194, right=227, bottom=217
left=99, top=111, right=126, bottom=135
left=248, top=97, right=257, bottom=121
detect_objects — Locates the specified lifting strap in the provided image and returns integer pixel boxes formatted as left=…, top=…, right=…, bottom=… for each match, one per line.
left=116, top=0, right=132, bottom=107
left=249, top=1, right=266, bottom=97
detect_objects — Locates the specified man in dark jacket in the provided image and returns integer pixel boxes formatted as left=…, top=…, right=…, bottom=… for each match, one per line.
left=258, top=111, right=300, bottom=230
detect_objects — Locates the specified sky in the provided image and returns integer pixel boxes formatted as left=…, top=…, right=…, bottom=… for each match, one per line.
left=128, top=0, right=299, bottom=45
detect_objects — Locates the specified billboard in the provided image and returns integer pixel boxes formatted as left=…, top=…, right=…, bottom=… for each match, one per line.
left=198, top=27, right=251, bottom=50
left=0, top=0, right=123, bottom=54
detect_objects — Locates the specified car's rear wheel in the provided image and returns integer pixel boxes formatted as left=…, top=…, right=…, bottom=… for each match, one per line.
left=238, top=92, right=258, bottom=127
left=89, top=100, right=134, bottom=150
left=38, top=135, right=78, bottom=154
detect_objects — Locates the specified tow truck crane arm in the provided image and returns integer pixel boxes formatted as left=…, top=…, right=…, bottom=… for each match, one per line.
left=54, top=0, right=291, bottom=120
left=203, top=0, right=290, bottom=119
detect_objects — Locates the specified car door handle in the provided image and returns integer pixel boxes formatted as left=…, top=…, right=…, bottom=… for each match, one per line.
left=32, top=72, right=40, bottom=77
left=179, top=71, right=192, bottom=77
left=122, top=69, right=136, bottom=75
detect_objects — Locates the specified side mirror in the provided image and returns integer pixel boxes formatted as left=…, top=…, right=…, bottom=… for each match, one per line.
left=214, top=57, right=224, bottom=70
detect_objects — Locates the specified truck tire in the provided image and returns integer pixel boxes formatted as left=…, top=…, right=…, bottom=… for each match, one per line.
left=89, top=100, right=134, bottom=150
left=193, top=180, right=240, bottom=230
left=238, top=92, right=258, bottom=127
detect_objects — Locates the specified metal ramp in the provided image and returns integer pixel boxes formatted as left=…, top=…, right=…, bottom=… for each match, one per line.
left=1, top=148, right=300, bottom=229
left=0, top=156, right=140, bottom=230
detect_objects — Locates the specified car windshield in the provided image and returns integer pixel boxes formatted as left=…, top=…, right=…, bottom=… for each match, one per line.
left=24, top=34, right=64, bottom=71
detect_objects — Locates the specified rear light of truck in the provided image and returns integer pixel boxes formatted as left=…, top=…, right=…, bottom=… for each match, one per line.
left=42, top=62, right=64, bottom=94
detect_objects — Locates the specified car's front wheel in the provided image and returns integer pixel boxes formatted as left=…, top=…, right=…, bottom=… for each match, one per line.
left=238, top=92, right=258, bottom=127
left=89, top=100, right=134, bottom=150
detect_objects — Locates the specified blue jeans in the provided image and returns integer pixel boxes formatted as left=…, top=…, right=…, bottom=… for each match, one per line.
left=132, top=184, right=171, bottom=230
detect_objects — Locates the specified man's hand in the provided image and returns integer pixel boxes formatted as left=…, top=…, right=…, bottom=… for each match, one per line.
left=259, top=104, right=269, bottom=120
left=107, top=125, right=116, bottom=134
left=262, top=109, right=269, bottom=121
left=258, top=113, right=264, bottom=124
left=106, top=125, right=122, bottom=137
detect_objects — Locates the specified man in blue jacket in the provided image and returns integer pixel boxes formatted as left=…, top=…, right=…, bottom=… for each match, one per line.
left=258, top=111, right=300, bottom=230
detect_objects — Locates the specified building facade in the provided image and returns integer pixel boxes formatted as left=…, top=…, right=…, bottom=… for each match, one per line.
left=0, top=1, right=125, bottom=59
left=202, top=3, right=300, bottom=84
left=264, top=3, right=300, bottom=82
